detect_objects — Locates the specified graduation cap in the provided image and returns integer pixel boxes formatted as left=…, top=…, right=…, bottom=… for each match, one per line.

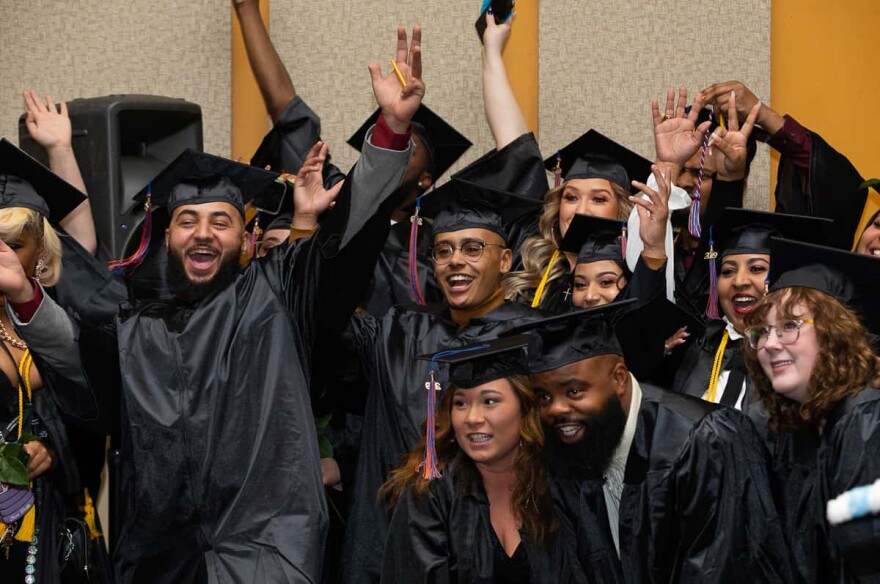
left=507, top=299, right=637, bottom=373
left=110, top=150, right=290, bottom=276
left=614, top=297, right=705, bottom=381
left=768, top=237, right=880, bottom=334
left=0, top=138, right=87, bottom=223
left=559, top=213, right=627, bottom=266
left=418, top=178, right=541, bottom=240
left=414, top=334, right=531, bottom=480
left=702, top=209, right=833, bottom=319
left=347, top=105, right=472, bottom=182
left=543, top=130, right=651, bottom=193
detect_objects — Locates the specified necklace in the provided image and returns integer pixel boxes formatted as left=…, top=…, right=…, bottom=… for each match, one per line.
left=0, top=317, right=27, bottom=350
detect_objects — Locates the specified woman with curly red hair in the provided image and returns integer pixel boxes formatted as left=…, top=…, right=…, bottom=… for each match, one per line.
left=379, top=337, right=585, bottom=583
left=742, top=237, right=880, bottom=583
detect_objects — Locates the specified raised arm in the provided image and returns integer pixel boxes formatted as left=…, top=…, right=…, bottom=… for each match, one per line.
left=481, top=10, right=529, bottom=150
left=232, top=0, right=295, bottom=121
left=23, top=90, right=97, bottom=255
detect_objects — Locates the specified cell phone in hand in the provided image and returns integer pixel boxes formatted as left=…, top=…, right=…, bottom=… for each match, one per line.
left=475, top=0, right=515, bottom=43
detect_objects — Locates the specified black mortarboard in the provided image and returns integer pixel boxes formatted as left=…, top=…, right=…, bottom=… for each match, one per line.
left=543, top=130, right=651, bottom=193
left=614, top=297, right=705, bottom=381
left=418, top=178, right=541, bottom=240
left=712, top=209, right=832, bottom=259
left=133, top=149, right=289, bottom=217
left=347, top=105, right=472, bottom=181
left=559, top=213, right=626, bottom=265
left=508, top=299, right=637, bottom=373
left=0, top=138, right=87, bottom=223
left=418, top=334, right=531, bottom=389
left=769, top=237, right=880, bottom=334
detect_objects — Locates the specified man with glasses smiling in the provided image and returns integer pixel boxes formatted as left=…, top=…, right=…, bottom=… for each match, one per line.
left=332, top=178, right=541, bottom=583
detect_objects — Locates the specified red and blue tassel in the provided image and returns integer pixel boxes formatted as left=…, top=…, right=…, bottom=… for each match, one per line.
left=108, top=183, right=153, bottom=277
left=408, top=195, right=426, bottom=305
left=553, top=152, right=563, bottom=188
left=688, top=112, right=714, bottom=239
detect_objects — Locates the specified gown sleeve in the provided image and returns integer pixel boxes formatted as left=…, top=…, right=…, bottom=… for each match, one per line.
left=382, top=485, right=453, bottom=584
left=250, top=96, right=346, bottom=188
left=672, top=408, right=794, bottom=582
left=819, top=392, right=880, bottom=581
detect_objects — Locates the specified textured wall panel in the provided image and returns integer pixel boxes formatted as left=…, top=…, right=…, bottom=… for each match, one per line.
left=0, top=1, right=231, bottom=155
left=269, top=0, right=496, bottom=178
left=540, top=0, right=772, bottom=209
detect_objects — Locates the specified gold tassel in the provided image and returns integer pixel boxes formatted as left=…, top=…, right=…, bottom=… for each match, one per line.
left=82, top=488, right=102, bottom=540
left=14, top=502, right=35, bottom=542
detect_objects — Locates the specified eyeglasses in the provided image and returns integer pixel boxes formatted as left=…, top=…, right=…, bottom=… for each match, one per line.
left=430, top=240, right=505, bottom=265
left=744, top=319, right=815, bottom=350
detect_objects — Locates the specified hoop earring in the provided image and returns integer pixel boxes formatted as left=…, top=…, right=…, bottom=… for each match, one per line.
left=35, top=259, right=47, bottom=281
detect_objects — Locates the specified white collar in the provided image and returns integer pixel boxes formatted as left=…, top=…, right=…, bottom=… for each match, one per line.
left=723, top=317, right=743, bottom=341
left=608, top=374, right=642, bottom=474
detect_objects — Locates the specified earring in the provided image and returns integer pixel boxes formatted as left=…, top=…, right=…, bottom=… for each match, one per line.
left=35, top=259, right=47, bottom=281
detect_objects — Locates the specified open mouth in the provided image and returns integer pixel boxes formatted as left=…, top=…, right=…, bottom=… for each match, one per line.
left=868, top=246, right=880, bottom=257
left=732, top=294, right=758, bottom=315
left=446, top=273, right=475, bottom=293
left=554, top=423, right=584, bottom=444
left=770, top=359, right=793, bottom=373
left=467, top=433, right=492, bottom=445
left=186, top=247, right=220, bottom=273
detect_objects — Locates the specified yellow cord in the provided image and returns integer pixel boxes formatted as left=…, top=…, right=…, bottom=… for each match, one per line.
left=12, top=349, right=35, bottom=543
left=531, top=249, right=561, bottom=308
left=706, top=331, right=729, bottom=403
left=82, top=488, right=102, bottom=540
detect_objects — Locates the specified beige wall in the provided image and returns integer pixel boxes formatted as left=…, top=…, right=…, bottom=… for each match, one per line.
left=0, top=0, right=231, bottom=155
left=539, top=0, right=772, bottom=209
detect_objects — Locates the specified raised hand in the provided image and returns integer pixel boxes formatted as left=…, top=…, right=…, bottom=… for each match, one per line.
left=291, top=141, right=344, bottom=230
left=664, top=326, right=690, bottom=353
left=701, top=80, right=784, bottom=135
left=652, top=86, right=712, bottom=166
left=482, top=9, right=512, bottom=56
left=630, top=165, right=672, bottom=258
left=708, top=94, right=761, bottom=181
left=369, top=27, right=425, bottom=133
left=23, top=90, right=72, bottom=153
left=0, top=238, right=34, bottom=304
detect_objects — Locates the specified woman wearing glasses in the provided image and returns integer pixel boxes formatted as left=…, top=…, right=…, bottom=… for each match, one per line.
left=742, top=238, right=880, bottom=583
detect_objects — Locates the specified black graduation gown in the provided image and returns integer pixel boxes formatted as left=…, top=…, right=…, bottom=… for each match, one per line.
left=774, top=132, right=867, bottom=251
left=451, top=132, right=549, bottom=203
left=55, top=161, right=400, bottom=582
left=551, top=383, right=793, bottom=583
left=382, top=453, right=588, bottom=584
left=673, top=179, right=745, bottom=317
left=337, top=301, right=539, bottom=584
left=672, top=320, right=753, bottom=409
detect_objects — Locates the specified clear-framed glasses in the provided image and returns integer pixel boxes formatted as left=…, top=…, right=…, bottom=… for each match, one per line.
left=430, top=240, right=505, bottom=265
left=744, top=319, right=815, bottom=350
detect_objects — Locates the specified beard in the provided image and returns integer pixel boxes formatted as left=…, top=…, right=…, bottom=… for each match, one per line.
left=167, top=247, right=240, bottom=305
left=543, top=393, right=627, bottom=479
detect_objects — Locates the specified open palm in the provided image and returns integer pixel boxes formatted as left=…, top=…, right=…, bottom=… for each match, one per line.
left=653, top=87, right=711, bottom=166
left=369, top=27, right=425, bottom=132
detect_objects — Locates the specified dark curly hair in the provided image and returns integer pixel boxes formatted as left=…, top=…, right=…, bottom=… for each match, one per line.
left=742, top=287, right=880, bottom=431
left=379, top=374, right=558, bottom=544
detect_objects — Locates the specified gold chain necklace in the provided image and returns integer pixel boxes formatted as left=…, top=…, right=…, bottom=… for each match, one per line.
left=0, top=317, right=27, bottom=350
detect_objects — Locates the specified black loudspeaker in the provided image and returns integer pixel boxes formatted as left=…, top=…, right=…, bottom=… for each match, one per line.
left=19, top=95, right=202, bottom=258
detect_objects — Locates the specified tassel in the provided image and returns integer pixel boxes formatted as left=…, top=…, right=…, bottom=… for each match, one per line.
left=108, top=184, right=153, bottom=276
left=13, top=502, right=35, bottom=542
left=250, top=213, right=262, bottom=258
left=705, top=226, right=720, bottom=320
left=688, top=113, right=714, bottom=239
left=408, top=195, right=426, bottom=305
left=82, top=488, right=102, bottom=540
left=419, top=345, right=490, bottom=480
left=764, top=277, right=770, bottom=295
left=620, top=222, right=628, bottom=259
left=553, top=152, right=563, bottom=188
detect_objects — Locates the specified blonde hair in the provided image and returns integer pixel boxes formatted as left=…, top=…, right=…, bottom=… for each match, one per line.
left=0, top=207, right=62, bottom=286
left=503, top=181, right=632, bottom=302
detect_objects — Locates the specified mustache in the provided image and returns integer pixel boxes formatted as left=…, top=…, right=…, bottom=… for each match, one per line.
left=550, top=414, right=586, bottom=426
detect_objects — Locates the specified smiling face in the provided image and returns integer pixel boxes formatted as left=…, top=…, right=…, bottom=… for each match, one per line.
left=557, top=178, right=621, bottom=238
left=856, top=211, right=880, bottom=258
left=717, top=253, right=770, bottom=333
left=531, top=355, right=629, bottom=473
left=433, top=228, right=512, bottom=310
left=571, top=260, right=627, bottom=308
left=450, top=377, right=523, bottom=472
left=165, top=202, right=248, bottom=285
left=755, top=297, right=819, bottom=404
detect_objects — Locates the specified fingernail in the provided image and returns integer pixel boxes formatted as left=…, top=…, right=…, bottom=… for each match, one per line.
left=487, top=6, right=493, bottom=13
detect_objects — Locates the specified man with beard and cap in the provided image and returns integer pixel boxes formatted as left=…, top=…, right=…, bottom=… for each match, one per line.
left=333, top=178, right=542, bottom=584
left=511, top=302, right=794, bottom=583
left=57, top=26, right=427, bottom=583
